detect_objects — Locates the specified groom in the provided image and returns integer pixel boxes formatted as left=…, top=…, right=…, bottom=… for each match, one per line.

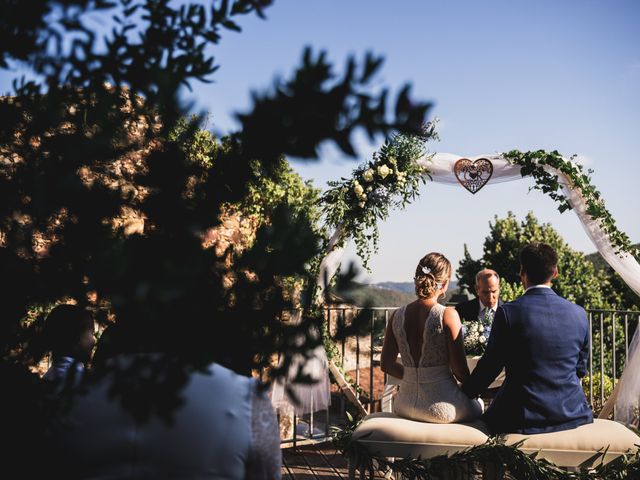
left=462, top=242, right=593, bottom=434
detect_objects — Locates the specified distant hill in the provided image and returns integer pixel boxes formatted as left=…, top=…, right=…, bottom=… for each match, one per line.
left=372, top=281, right=413, bottom=294
left=585, top=250, right=608, bottom=272
left=334, top=283, right=415, bottom=307
left=334, top=280, right=460, bottom=307
left=585, top=244, right=639, bottom=272
left=374, top=280, right=458, bottom=294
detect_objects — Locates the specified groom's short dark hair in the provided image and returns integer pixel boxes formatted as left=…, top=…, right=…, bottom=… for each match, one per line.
left=519, top=243, right=558, bottom=285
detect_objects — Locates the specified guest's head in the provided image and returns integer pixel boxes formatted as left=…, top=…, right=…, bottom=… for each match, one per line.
left=414, top=252, right=451, bottom=300
left=44, top=304, right=95, bottom=364
left=92, top=309, right=234, bottom=371
left=475, top=269, right=501, bottom=309
left=519, top=243, right=558, bottom=289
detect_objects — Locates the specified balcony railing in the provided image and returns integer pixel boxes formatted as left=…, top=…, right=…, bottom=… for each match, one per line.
left=279, top=307, right=639, bottom=446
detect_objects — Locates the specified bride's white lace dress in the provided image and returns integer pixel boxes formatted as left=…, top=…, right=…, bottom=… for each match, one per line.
left=392, top=303, right=482, bottom=423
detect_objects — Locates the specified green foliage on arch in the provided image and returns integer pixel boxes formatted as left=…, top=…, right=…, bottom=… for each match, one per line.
left=320, top=124, right=437, bottom=269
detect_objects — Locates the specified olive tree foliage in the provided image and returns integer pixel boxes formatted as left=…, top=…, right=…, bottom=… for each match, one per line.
left=169, top=115, right=323, bottom=228
left=457, top=212, right=625, bottom=310
left=169, top=115, right=325, bottom=301
left=0, top=0, right=431, bottom=465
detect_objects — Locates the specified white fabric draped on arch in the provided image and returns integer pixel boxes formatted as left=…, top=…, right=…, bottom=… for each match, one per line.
left=316, top=152, right=640, bottom=425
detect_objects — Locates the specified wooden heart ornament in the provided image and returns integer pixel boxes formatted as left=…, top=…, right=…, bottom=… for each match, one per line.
left=454, top=158, right=494, bottom=194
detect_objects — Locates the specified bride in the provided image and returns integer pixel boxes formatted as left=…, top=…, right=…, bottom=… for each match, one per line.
left=381, top=252, right=482, bottom=423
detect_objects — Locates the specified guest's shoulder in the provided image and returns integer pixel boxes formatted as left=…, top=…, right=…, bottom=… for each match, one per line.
left=209, top=362, right=249, bottom=378
left=207, top=363, right=255, bottom=389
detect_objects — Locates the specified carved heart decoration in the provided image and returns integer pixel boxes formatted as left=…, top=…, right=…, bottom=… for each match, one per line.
left=454, top=158, right=494, bottom=194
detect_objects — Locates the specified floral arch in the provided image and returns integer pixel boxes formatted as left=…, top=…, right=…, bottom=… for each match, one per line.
left=317, top=129, right=640, bottom=424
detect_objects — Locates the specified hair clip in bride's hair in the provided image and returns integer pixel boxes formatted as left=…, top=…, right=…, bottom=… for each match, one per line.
left=421, top=266, right=431, bottom=274
left=436, top=283, right=443, bottom=291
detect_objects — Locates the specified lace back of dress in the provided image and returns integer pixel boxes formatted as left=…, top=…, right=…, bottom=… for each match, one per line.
left=419, top=303, right=448, bottom=367
left=393, top=304, right=448, bottom=368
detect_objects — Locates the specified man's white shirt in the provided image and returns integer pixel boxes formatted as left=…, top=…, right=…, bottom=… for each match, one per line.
left=525, top=284, right=552, bottom=293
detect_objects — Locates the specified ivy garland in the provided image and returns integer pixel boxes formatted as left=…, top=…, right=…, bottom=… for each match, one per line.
left=320, top=123, right=437, bottom=269
left=504, top=149, right=639, bottom=258
left=332, top=414, right=640, bottom=479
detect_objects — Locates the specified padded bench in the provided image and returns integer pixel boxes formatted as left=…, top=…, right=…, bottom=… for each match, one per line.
left=349, top=412, right=640, bottom=475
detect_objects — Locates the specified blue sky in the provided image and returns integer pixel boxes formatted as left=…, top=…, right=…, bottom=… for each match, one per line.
left=2, top=0, right=638, bottom=283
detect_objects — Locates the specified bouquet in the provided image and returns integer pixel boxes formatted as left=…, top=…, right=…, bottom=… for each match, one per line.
left=462, top=310, right=494, bottom=356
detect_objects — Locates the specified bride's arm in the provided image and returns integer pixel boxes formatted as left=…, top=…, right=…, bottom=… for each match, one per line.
left=443, top=307, right=471, bottom=383
left=381, top=312, right=404, bottom=380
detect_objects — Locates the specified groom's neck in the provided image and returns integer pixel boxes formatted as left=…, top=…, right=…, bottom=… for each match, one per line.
left=522, top=278, right=553, bottom=290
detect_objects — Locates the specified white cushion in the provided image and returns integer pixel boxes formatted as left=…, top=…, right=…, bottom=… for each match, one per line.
left=352, top=412, right=489, bottom=458
left=351, top=414, right=640, bottom=468
left=503, top=419, right=640, bottom=467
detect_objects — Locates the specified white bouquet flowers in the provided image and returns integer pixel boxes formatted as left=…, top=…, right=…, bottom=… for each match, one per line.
left=463, top=319, right=492, bottom=356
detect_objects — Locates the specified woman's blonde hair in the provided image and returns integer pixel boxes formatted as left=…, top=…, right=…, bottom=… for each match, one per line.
left=414, top=252, right=451, bottom=299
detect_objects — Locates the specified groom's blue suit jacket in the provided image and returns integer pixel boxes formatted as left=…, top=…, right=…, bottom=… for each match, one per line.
left=462, top=287, right=594, bottom=434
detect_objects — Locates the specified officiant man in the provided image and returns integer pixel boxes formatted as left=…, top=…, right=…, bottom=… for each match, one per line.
left=455, top=269, right=502, bottom=324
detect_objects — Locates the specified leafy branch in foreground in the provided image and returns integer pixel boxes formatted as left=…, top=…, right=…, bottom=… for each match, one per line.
left=0, top=0, right=433, bottom=474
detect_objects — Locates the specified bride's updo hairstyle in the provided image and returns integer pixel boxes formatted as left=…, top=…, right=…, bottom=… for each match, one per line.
left=414, top=252, right=451, bottom=299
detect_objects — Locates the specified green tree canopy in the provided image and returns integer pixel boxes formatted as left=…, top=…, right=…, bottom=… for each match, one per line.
left=169, top=115, right=322, bottom=230
left=457, top=212, right=629, bottom=310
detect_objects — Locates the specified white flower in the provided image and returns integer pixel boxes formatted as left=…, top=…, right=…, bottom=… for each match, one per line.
left=353, top=183, right=364, bottom=198
left=366, top=186, right=372, bottom=192
left=478, top=325, right=484, bottom=333
left=479, top=336, right=486, bottom=344
left=377, top=164, right=391, bottom=179
left=361, top=193, right=367, bottom=201
left=371, top=185, right=390, bottom=203
left=421, top=266, right=431, bottom=274
left=363, top=168, right=375, bottom=182
left=388, top=156, right=397, bottom=165
left=358, top=201, right=365, bottom=208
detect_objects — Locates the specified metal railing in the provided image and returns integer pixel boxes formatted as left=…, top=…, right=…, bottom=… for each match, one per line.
left=279, top=307, right=639, bottom=445
left=586, top=310, right=639, bottom=409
